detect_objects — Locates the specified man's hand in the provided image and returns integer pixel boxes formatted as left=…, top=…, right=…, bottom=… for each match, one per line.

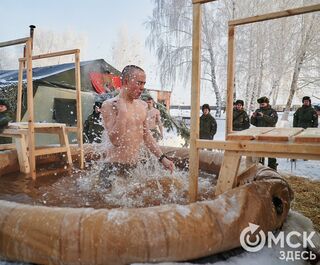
left=161, top=157, right=174, bottom=174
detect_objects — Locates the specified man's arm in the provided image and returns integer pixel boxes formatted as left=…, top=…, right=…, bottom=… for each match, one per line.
left=312, top=109, right=318, bottom=128
left=143, top=118, right=174, bottom=173
left=155, top=110, right=163, bottom=138
left=101, top=98, right=127, bottom=146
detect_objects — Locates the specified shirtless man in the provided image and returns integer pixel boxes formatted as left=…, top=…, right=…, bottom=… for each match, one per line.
left=100, top=65, right=174, bottom=186
left=146, top=96, right=163, bottom=141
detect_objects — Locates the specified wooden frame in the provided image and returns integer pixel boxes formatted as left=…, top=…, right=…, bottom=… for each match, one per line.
left=189, top=2, right=320, bottom=202
left=0, top=37, right=84, bottom=179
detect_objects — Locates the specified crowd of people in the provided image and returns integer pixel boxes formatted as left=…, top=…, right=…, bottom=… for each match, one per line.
left=199, top=95, right=319, bottom=170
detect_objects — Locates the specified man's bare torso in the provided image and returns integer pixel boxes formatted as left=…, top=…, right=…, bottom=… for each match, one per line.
left=146, top=107, right=160, bottom=130
left=101, top=96, right=147, bottom=164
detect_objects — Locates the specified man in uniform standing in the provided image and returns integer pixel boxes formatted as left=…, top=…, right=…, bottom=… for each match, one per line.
left=293, top=96, right=318, bottom=129
left=233, top=99, right=250, bottom=131
left=250, top=96, right=278, bottom=170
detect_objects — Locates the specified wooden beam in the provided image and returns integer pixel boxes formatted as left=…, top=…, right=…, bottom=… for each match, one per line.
left=188, top=3, right=202, bottom=203
left=26, top=39, right=36, bottom=180
left=16, top=61, right=24, bottom=122
left=215, top=151, right=241, bottom=195
left=192, top=0, right=217, bottom=4
left=196, top=139, right=320, bottom=157
left=75, top=52, right=84, bottom=169
left=229, top=4, right=320, bottom=26
left=0, top=37, right=29, bottom=48
left=19, top=49, right=80, bottom=61
left=226, top=26, right=235, bottom=137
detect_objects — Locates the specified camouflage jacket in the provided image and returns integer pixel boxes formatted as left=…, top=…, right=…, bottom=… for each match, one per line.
left=293, top=105, right=318, bottom=129
left=233, top=109, right=250, bottom=131
left=0, top=110, right=13, bottom=144
left=200, top=113, right=217, bottom=140
left=83, top=112, right=104, bottom=143
left=250, top=105, right=278, bottom=127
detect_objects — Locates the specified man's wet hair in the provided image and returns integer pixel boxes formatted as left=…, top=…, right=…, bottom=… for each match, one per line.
left=121, top=65, right=144, bottom=81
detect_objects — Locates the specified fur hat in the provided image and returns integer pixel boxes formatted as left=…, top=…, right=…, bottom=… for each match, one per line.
left=302, top=96, right=311, bottom=103
left=257, top=96, right=269, bottom=104
left=235, top=99, right=244, bottom=106
left=202, top=104, right=210, bottom=112
left=0, top=99, right=10, bottom=109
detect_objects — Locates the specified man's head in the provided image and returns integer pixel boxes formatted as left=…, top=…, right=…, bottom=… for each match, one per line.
left=202, top=104, right=210, bottom=115
left=257, top=96, right=269, bottom=108
left=0, top=99, right=9, bottom=112
left=121, top=65, right=146, bottom=100
left=146, top=96, right=154, bottom=109
left=302, top=96, right=311, bottom=107
left=93, top=101, right=102, bottom=113
left=235, top=99, right=244, bottom=110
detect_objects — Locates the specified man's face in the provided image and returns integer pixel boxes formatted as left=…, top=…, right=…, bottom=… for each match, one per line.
left=303, top=100, right=310, bottom=106
left=0, top=104, right=7, bottom=112
left=203, top=108, right=209, bottom=115
left=259, top=103, right=268, bottom=108
left=236, top=103, right=243, bottom=110
left=146, top=99, right=153, bottom=108
left=126, top=70, right=146, bottom=99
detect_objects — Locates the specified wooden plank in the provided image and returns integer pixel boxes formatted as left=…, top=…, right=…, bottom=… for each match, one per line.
left=188, top=3, right=202, bottom=203
left=0, top=129, right=27, bottom=136
left=75, top=52, right=84, bottom=169
left=19, top=49, right=80, bottom=61
left=15, top=135, right=30, bottom=174
left=35, top=146, right=70, bottom=156
left=26, top=39, right=36, bottom=180
left=294, top=128, right=320, bottom=143
left=0, top=37, right=29, bottom=48
left=0, top=144, right=15, bottom=151
left=16, top=61, right=24, bottom=122
left=215, top=151, right=241, bottom=195
left=227, top=127, right=274, bottom=140
left=58, top=127, right=73, bottom=166
left=65, top=126, right=78, bottom=132
left=196, top=139, right=320, bottom=156
left=192, top=0, right=217, bottom=4
left=256, top=128, right=304, bottom=141
left=229, top=4, right=320, bottom=26
left=226, top=25, right=235, bottom=137
left=9, top=122, right=66, bottom=129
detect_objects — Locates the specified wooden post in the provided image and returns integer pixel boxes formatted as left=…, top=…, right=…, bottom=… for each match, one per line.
left=188, top=3, right=202, bottom=203
left=75, top=52, right=84, bottom=169
left=226, top=25, right=235, bottom=137
left=16, top=61, right=24, bottom=122
left=26, top=39, right=36, bottom=179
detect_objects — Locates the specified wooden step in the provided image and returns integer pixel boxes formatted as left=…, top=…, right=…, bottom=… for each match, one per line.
left=227, top=127, right=274, bottom=140
left=35, top=146, right=70, bottom=156
left=294, top=128, right=320, bottom=143
left=256, top=128, right=304, bottom=141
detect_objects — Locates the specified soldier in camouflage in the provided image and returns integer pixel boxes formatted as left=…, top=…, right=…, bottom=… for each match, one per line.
left=293, top=96, right=318, bottom=129
left=0, top=99, right=13, bottom=144
left=200, top=104, right=217, bottom=140
left=250, top=96, right=278, bottom=170
left=83, top=101, right=104, bottom=143
left=233, top=99, right=250, bottom=131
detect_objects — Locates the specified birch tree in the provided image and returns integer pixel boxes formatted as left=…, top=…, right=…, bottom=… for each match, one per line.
left=146, top=0, right=226, bottom=117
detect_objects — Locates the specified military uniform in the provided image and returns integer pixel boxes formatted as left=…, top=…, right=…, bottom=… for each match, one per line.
left=83, top=112, right=104, bottom=143
left=250, top=106, right=278, bottom=127
left=250, top=97, right=278, bottom=170
left=0, top=100, right=13, bottom=144
left=200, top=113, right=217, bottom=140
left=293, top=105, right=318, bottom=129
left=233, top=109, right=250, bottom=131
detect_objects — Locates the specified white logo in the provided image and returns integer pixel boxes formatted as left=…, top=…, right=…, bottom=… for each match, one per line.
left=240, top=223, right=266, bottom=252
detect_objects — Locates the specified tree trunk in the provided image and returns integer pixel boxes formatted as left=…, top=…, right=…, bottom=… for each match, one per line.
left=281, top=50, right=306, bottom=121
